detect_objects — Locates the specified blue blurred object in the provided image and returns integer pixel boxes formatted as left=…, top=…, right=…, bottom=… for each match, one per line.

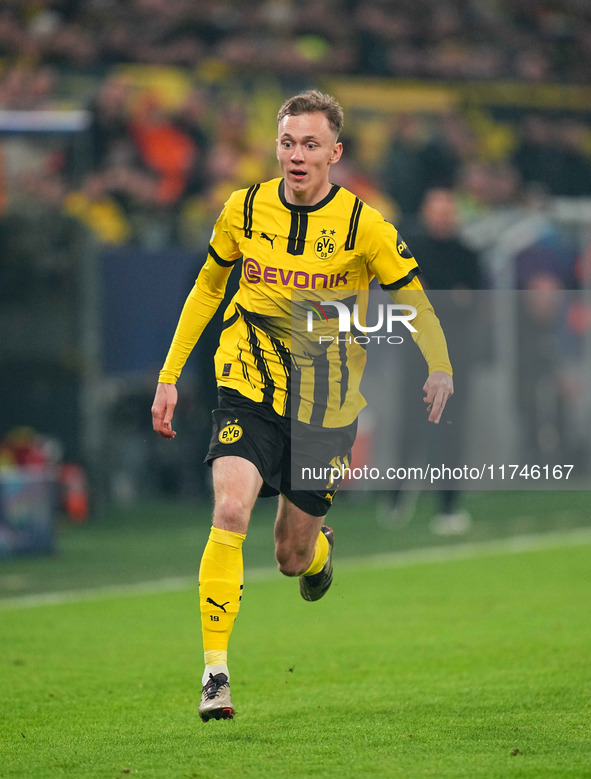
left=0, top=469, right=56, bottom=557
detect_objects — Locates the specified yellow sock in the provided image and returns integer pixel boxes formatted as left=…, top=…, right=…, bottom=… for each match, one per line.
left=204, top=649, right=227, bottom=667
left=302, top=530, right=329, bottom=576
left=199, top=526, right=246, bottom=664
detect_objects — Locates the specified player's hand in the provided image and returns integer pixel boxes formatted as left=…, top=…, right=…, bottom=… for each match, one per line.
left=423, top=371, right=454, bottom=425
left=151, top=382, right=178, bottom=439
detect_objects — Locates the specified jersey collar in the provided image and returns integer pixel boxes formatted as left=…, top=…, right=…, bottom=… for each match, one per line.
left=278, top=179, right=341, bottom=213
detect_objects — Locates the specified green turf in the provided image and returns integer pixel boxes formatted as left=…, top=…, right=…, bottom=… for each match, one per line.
left=2, top=539, right=591, bottom=778
left=1, top=490, right=591, bottom=600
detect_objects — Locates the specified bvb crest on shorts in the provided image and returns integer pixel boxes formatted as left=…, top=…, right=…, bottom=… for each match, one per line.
left=218, top=419, right=243, bottom=444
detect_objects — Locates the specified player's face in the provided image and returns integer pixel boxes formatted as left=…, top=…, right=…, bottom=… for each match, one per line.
left=276, top=112, right=342, bottom=206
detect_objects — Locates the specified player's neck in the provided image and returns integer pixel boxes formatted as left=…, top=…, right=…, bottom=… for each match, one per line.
left=283, top=180, right=333, bottom=207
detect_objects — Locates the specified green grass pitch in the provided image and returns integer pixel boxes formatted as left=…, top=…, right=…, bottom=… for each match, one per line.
left=1, top=501, right=591, bottom=778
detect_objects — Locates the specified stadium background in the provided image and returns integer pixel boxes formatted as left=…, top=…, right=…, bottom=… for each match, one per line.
left=1, top=2, right=591, bottom=777
left=3, top=0, right=591, bottom=518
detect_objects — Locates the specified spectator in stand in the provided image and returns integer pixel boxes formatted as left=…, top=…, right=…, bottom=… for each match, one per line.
left=512, top=115, right=565, bottom=196
left=204, top=101, right=273, bottom=192
left=0, top=65, right=58, bottom=109
left=353, top=1, right=403, bottom=75
left=173, top=88, right=212, bottom=200
left=129, top=91, right=198, bottom=207
left=83, top=74, right=136, bottom=173
left=515, top=268, right=579, bottom=466
left=329, top=134, right=398, bottom=222
left=454, top=160, right=496, bottom=222
left=4, top=170, right=85, bottom=298
left=1, top=1, right=591, bottom=83
left=554, top=119, right=591, bottom=197
left=384, top=188, right=483, bottom=534
left=512, top=114, right=591, bottom=198
left=405, top=188, right=483, bottom=290
left=381, top=114, right=460, bottom=217
left=487, top=163, right=522, bottom=208
left=64, top=172, right=133, bottom=245
left=513, top=49, right=552, bottom=83
left=71, top=77, right=174, bottom=221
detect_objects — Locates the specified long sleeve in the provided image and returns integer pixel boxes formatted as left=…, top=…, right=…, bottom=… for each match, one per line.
left=158, top=189, right=245, bottom=384
left=392, top=275, right=453, bottom=376
left=158, top=257, right=235, bottom=384
left=360, top=207, right=452, bottom=375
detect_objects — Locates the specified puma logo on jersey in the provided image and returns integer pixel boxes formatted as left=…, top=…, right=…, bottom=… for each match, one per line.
left=261, top=233, right=276, bottom=248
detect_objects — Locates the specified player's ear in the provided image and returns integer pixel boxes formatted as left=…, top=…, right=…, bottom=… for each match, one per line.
left=330, top=141, right=343, bottom=165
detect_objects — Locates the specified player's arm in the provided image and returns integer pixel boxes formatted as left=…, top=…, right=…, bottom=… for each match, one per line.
left=152, top=265, right=234, bottom=439
left=152, top=253, right=238, bottom=438
left=366, top=214, right=453, bottom=423
left=153, top=192, right=242, bottom=438
left=391, top=276, right=453, bottom=424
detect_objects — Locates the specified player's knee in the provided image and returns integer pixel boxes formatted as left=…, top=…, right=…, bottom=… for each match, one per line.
left=275, top=546, right=308, bottom=577
left=213, top=496, right=250, bottom=534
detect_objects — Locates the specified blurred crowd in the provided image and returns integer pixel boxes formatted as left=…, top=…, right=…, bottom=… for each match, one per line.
left=1, top=0, right=591, bottom=82
left=1, top=68, right=591, bottom=252
left=0, top=0, right=590, bottom=254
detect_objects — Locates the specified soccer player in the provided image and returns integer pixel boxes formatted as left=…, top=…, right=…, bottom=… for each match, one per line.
left=151, top=90, right=454, bottom=722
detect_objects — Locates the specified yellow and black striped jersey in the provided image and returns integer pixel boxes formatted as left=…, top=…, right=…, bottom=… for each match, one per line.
left=160, top=177, right=448, bottom=427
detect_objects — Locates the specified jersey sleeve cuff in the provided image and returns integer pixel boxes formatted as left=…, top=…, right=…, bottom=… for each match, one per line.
left=428, top=363, right=453, bottom=376
left=379, top=266, right=420, bottom=290
left=208, top=244, right=241, bottom=267
left=158, top=371, right=178, bottom=384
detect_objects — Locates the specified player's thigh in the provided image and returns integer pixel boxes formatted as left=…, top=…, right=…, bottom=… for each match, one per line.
left=274, top=494, right=325, bottom=558
left=211, top=456, right=263, bottom=534
left=206, top=388, right=284, bottom=498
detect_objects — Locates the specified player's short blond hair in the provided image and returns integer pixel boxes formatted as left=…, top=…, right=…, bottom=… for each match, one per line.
left=277, top=90, right=344, bottom=138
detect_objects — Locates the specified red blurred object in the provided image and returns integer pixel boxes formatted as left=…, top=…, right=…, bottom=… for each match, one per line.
left=567, top=299, right=591, bottom=335
left=130, top=93, right=196, bottom=205
left=4, top=427, right=49, bottom=468
left=58, top=463, right=89, bottom=523
left=1, top=427, right=89, bottom=523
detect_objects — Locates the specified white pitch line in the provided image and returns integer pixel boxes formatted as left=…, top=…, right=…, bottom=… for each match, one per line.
left=2, top=525, right=591, bottom=612
left=0, top=575, right=197, bottom=611
left=338, top=525, right=591, bottom=571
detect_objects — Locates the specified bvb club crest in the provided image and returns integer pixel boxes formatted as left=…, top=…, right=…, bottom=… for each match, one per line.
left=314, top=231, right=336, bottom=260
left=218, top=419, right=243, bottom=444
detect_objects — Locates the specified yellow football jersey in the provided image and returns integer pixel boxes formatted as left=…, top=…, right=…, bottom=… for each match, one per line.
left=160, top=177, right=445, bottom=427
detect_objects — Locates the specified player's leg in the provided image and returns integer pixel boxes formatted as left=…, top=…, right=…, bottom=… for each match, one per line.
left=274, top=494, right=325, bottom=575
left=274, top=495, right=335, bottom=601
left=278, top=413, right=357, bottom=598
left=198, top=455, right=262, bottom=721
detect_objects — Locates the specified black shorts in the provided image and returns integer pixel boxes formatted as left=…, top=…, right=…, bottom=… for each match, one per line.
left=205, top=388, right=357, bottom=517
